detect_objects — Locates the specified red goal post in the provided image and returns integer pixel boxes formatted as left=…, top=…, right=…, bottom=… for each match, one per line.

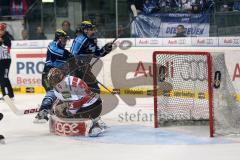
left=152, top=51, right=214, bottom=137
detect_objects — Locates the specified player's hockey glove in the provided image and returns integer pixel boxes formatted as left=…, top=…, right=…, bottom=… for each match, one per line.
left=101, top=42, right=113, bottom=56
left=63, top=50, right=73, bottom=59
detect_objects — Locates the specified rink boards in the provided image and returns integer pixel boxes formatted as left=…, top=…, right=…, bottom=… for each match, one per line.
left=7, top=37, right=240, bottom=96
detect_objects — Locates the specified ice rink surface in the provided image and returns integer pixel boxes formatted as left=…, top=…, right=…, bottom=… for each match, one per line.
left=1, top=94, right=240, bottom=160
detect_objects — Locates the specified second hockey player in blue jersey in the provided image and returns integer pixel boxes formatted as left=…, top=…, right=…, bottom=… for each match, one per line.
left=70, top=20, right=113, bottom=93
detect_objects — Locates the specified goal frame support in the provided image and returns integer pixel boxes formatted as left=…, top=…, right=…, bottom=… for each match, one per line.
left=152, top=51, right=214, bottom=137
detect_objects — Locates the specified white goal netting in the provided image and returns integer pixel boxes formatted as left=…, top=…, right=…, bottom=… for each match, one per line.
left=153, top=51, right=240, bottom=136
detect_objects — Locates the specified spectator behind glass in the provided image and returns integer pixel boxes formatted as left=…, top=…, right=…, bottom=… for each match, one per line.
left=174, top=25, right=187, bottom=37
left=201, top=0, right=214, bottom=13
left=62, top=20, right=75, bottom=39
left=233, top=1, right=240, bottom=11
left=220, top=4, right=230, bottom=12
left=158, top=0, right=171, bottom=12
left=143, top=0, right=158, bottom=14
left=128, top=0, right=145, bottom=17
left=191, top=0, right=201, bottom=13
left=30, top=26, right=47, bottom=40
left=21, top=29, right=28, bottom=40
left=10, top=0, right=28, bottom=16
left=118, top=25, right=129, bottom=38
left=181, top=0, right=192, bottom=12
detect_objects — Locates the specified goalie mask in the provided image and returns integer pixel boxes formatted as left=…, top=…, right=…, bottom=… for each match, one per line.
left=48, top=68, right=64, bottom=87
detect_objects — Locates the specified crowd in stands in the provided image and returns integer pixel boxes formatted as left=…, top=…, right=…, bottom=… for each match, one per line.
left=0, top=0, right=35, bottom=17
left=20, top=20, right=75, bottom=40
left=29, top=26, right=47, bottom=40
left=2, top=19, right=76, bottom=41
left=0, top=0, right=240, bottom=40
left=129, top=0, right=240, bottom=15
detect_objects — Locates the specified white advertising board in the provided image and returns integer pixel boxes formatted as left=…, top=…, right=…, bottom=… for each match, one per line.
left=9, top=39, right=240, bottom=93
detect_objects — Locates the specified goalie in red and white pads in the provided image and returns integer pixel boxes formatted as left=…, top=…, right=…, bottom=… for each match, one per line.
left=46, top=68, right=105, bottom=137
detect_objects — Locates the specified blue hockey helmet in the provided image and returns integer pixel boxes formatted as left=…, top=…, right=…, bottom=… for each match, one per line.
left=80, top=21, right=96, bottom=31
left=54, top=29, right=69, bottom=41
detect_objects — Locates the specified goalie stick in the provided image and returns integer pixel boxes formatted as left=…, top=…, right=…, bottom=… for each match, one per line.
left=112, top=17, right=136, bottom=42
left=3, top=95, right=40, bottom=115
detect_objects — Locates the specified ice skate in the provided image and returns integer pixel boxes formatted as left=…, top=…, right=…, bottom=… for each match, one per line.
left=96, top=117, right=108, bottom=130
left=33, top=109, right=49, bottom=123
left=88, top=120, right=104, bottom=137
left=88, top=125, right=103, bottom=137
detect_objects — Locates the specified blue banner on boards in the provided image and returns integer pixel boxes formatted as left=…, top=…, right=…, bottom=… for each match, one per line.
left=131, top=13, right=210, bottom=37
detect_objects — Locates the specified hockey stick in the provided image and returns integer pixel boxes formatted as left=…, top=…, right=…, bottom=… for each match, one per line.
left=96, top=80, right=115, bottom=95
left=87, top=19, right=136, bottom=95
left=85, top=36, right=119, bottom=70
left=3, top=95, right=40, bottom=115
left=112, top=17, right=136, bottom=42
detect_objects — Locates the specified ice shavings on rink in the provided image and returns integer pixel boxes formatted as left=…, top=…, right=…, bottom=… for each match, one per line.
left=73, top=125, right=233, bottom=145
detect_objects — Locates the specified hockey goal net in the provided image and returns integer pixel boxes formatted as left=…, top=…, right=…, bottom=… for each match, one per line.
left=153, top=51, right=240, bottom=137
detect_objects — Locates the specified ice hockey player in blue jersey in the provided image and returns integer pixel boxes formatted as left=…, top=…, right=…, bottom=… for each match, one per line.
left=70, top=20, right=113, bottom=94
left=34, top=29, right=72, bottom=123
left=42, top=29, right=72, bottom=91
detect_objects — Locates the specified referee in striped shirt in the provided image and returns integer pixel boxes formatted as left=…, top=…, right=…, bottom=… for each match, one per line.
left=0, top=23, right=14, bottom=99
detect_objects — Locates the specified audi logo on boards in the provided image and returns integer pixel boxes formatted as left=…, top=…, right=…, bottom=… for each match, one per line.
left=180, top=59, right=207, bottom=81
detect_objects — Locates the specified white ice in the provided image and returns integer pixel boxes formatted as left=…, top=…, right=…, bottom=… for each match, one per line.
left=0, top=94, right=240, bottom=160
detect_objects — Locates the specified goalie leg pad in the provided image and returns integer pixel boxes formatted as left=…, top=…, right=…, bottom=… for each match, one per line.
left=49, top=115, right=92, bottom=136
